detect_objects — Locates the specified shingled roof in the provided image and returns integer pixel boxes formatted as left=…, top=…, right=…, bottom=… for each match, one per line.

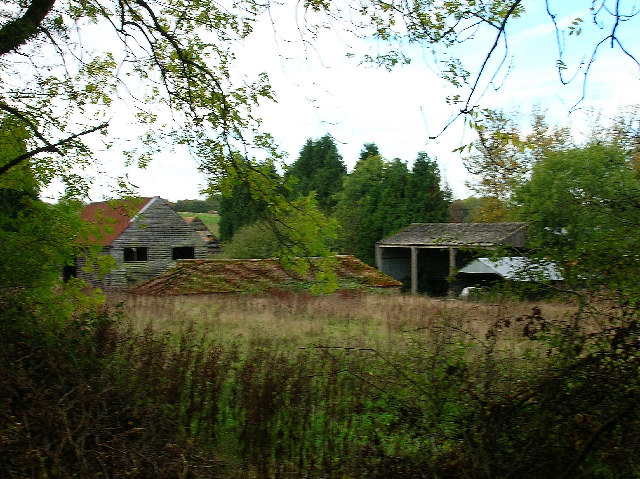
left=80, top=197, right=155, bottom=246
left=377, top=222, right=527, bottom=248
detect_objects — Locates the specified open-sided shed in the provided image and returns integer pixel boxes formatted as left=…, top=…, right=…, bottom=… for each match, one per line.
left=375, top=222, right=527, bottom=295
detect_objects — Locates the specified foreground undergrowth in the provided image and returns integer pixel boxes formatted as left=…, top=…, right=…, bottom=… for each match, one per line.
left=2, top=291, right=640, bottom=478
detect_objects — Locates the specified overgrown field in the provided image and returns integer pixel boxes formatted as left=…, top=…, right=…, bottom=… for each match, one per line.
left=3, top=291, right=640, bottom=478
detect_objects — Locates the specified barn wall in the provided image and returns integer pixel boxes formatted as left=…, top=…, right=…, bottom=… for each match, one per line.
left=79, top=198, right=207, bottom=289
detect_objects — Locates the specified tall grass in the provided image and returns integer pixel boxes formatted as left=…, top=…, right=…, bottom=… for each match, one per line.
left=5, top=291, right=639, bottom=478
left=115, top=291, right=575, bottom=350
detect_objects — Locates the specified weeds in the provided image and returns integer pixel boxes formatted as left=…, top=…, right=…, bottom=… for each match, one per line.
left=2, top=292, right=639, bottom=478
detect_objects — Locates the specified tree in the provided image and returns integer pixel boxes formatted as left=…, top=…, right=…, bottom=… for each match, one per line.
left=217, top=159, right=279, bottom=242
left=169, top=199, right=214, bottom=213
left=449, top=196, right=486, bottom=222
left=334, top=149, right=450, bottom=265
left=406, top=152, right=451, bottom=223
left=286, top=135, right=347, bottom=213
left=0, top=120, right=97, bottom=309
left=372, top=158, right=410, bottom=235
left=462, top=108, right=572, bottom=221
left=514, top=144, right=640, bottom=297
left=334, top=152, right=385, bottom=265
left=358, top=143, right=380, bottom=163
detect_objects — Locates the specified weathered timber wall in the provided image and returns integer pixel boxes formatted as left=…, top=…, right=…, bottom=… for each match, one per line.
left=80, top=197, right=207, bottom=289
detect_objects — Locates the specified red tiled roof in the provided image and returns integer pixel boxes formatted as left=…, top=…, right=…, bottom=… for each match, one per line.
left=80, top=197, right=155, bottom=246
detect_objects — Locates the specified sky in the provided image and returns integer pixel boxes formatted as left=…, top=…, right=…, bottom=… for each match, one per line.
left=46, top=0, right=640, bottom=203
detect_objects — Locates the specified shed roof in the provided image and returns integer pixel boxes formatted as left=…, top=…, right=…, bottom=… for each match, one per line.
left=376, top=222, right=527, bottom=248
left=80, top=197, right=155, bottom=246
left=458, top=257, right=563, bottom=281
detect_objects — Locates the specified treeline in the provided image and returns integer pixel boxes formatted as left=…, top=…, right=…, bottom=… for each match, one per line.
left=169, top=197, right=220, bottom=213
left=218, top=135, right=451, bottom=265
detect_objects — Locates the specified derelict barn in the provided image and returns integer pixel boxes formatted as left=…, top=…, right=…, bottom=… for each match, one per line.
left=375, top=222, right=528, bottom=295
left=183, top=216, right=221, bottom=254
left=76, top=197, right=208, bottom=289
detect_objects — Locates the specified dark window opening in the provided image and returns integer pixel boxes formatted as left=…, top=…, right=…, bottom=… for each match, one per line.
left=62, top=264, right=77, bottom=282
left=124, top=247, right=148, bottom=262
left=172, top=246, right=195, bottom=260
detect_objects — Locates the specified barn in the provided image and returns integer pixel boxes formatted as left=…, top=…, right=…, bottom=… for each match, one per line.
left=182, top=216, right=221, bottom=254
left=75, top=196, right=208, bottom=289
left=375, top=222, right=528, bottom=295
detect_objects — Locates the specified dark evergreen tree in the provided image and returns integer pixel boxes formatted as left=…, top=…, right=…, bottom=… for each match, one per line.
left=218, top=161, right=279, bottom=242
left=286, top=134, right=347, bottom=213
left=334, top=148, right=451, bottom=265
left=406, top=152, right=451, bottom=223
left=358, top=142, right=380, bottom=162
left=373, top=158, right=410, bottom=237
left=334, top=153, right=385, bottom=265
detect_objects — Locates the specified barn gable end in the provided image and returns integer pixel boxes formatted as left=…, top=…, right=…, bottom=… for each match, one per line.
left=77, top=197, right=208, bottom=289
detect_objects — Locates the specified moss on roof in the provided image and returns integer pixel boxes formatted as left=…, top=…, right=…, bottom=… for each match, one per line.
left=130, top=255, right=402, bottom=295
left=377, top=222, right=527, bottom=248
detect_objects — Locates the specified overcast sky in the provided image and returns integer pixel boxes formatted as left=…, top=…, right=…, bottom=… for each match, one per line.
left=47, top=1, right=640, bottom=202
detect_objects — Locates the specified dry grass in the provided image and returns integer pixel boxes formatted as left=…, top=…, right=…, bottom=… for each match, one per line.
left=108, top=291, right=578, bottom=351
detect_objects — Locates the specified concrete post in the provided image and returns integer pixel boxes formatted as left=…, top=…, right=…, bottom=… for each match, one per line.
left=448, top=247, right=457, bottom=297
left=411, top=246, right=418, bottom=295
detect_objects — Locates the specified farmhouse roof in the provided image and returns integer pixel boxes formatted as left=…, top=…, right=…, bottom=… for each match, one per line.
left=376, top=222, right=527, bottom=248
left=80, top=197, right=156, bottom=246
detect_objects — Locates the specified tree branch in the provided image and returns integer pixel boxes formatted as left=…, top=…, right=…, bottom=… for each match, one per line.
left=0, top=122, right=109, bottom=177
left=0, top=0, right=57, bottom=56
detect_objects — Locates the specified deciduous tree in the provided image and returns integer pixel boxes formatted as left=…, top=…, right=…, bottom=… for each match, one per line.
left=514, top=144, right=640, bottom=297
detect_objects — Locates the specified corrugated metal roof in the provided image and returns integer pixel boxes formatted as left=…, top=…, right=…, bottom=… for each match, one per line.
left=459, top=257, right=563, bottom=281
left=80, top=197, right=155, bottom=246
left=376, top=222, right=527, bottom=248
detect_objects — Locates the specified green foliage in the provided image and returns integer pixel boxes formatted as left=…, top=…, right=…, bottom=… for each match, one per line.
left=514, top=144, right=640, bottom=299
left=0, top=121, right=95, bottom=303
left=449, top=196, right=491, bottom=222
left=170, top=198, right=216, bottom=213
left=219, top=221, right=281, bottom=259
left=406, top=152, right=452, bottom=223
left=286, top=135, right=347, bottom=213
left=217, top=159, right=278, bottom=242
left=334, top=148, right=450, bottom=265
left=334, top=152, right=386, bottom=265
left=462, top=108, right=571, bottom=221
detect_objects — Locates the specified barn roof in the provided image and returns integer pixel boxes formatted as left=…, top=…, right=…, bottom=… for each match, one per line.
left=376, top=222, right=527, bottom=248
left=80, top=197, right=156, bottom=246
left=130, top=256, right=403, bottom=295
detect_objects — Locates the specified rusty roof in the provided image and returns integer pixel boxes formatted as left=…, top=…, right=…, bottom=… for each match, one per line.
left=80, top=197, right=155, bottom=246
left=377, top=222, right=527, bottom=248
left=130, top=256, right=403, bottom=295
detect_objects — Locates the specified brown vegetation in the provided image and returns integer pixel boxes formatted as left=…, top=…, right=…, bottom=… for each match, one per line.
left=112, top=291, right=576, bottom=349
